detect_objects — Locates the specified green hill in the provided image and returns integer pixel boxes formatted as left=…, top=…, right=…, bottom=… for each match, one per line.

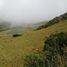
left=0, top=19, right=67, bottom=67
left=36, top=12, right=67, bottom=30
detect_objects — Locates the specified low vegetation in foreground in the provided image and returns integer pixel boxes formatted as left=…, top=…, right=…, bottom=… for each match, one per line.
left=24, top=32, right=67, bottom=67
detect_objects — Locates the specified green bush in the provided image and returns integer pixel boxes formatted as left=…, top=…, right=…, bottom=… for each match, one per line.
left=23, top=32, right=67, bottom=67
left=23, top=53, right=46, bottom=67
left=43, top=32, right=67, bottom=67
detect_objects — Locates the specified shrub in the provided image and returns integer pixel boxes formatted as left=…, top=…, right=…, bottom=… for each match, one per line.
left=23, top=32, right=67, bottom=67
left=23, top=53, right=46, bottom=67
left=43, top=32, right=67, bottom=67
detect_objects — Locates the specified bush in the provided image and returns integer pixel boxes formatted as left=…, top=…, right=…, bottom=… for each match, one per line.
left=23, top=32, right=67, bottom=67
left=23, top=53, right=46, bottom=67
left=43, top=32, right=67, bottom=67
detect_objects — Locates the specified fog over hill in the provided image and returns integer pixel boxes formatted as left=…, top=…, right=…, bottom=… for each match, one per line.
left=0, top=0, right=67, bottom=25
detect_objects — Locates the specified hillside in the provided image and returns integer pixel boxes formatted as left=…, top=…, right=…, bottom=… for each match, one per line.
left=36, top=12, right=67, bottom=30
left=0, top=20, right=67, bottom=67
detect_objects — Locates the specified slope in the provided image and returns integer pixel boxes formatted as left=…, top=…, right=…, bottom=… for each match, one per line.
left=0, top=20, right=67, bottom=67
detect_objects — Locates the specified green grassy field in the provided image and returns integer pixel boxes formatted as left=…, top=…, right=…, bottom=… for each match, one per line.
left=0, top=20, right=67, bottom=67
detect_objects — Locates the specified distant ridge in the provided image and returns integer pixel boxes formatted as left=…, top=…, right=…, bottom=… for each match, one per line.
left=36, top=12, right=67, bottom=30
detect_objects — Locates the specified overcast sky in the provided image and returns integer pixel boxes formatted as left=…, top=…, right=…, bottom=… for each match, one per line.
left=0, top=0, right=67, bottom=24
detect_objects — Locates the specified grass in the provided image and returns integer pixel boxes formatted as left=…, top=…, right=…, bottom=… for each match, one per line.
left=0, top=20, right=67, bottom=67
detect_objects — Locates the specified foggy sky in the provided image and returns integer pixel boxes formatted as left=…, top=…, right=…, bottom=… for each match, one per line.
left=0, top=0, right=67, bottom=24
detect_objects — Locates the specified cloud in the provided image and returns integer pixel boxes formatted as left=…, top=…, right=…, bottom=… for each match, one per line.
left=0, top=0, right=67, bottom=24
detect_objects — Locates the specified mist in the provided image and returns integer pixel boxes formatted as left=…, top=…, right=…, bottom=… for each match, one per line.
left=0, top=0, right=67, bottom=25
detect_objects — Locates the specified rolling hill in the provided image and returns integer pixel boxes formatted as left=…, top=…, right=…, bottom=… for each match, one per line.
left=0, top=19, right=67, bottom=67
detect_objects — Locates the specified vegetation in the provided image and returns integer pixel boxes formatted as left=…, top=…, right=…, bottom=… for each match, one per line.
left=36, top=12, right=67, bottom=30
left=0, top=13, right=67, bottom=67
left=0, top=22, right=11, bottom=32
left=23, top=53, right=45, bottom=67
left=43, top=32, right=67, bottom=67
left=24, top=32, right=67, bottom=67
